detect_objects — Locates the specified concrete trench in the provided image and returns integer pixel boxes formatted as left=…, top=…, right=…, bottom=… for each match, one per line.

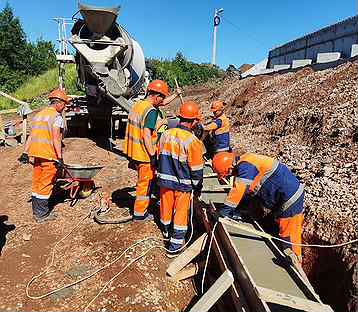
left=196, top=164, right=351, bottom=311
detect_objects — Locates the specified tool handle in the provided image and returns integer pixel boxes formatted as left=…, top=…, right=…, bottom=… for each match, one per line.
left=174, top=78, right=184, bottom=104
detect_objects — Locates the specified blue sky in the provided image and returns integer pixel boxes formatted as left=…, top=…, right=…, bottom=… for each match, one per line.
left=1, top=0, right=356, bottom=69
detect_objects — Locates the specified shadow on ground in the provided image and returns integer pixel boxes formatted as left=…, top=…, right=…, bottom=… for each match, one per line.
left=0, top=215, right=16, bottom=256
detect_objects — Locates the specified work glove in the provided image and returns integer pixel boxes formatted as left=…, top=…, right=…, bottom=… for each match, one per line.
left=18, top=153, right=29, bottom=164
left=150, top=155, right=158, bottom=168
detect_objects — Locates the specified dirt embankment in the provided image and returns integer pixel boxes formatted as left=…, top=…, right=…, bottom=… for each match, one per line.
left=178, top=60, right=358, bottom=312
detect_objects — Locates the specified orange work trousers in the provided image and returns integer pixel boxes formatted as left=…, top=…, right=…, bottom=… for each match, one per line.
left=277, top=213, right=304, bottom=262
left=32, top=158, right=57, bottom=199
left=32, top=158, right=57, bottom=218
left=133, top=162, right=155, bottom=219
left=160, top=188, right=191, bottom=250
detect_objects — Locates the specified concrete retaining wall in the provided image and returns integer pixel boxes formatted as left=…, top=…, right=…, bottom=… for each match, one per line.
left=268, top=16, right=357, bottom=68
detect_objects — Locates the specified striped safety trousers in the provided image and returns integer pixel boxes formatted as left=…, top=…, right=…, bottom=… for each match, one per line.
left=160, top=187, right=191, bottom=252
left=133, top=162, right=155, bottom=220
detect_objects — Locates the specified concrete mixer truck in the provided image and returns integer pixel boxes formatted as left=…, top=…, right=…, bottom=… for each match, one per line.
left=57, top=3, right=147, bottom=137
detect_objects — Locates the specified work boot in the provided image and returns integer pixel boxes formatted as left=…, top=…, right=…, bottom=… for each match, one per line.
left=162, top=231, right=169, bottom=240
left=166, top=248, right=183, bottom=258
left=133, top=213, right=154, bottom=223
left=34, top=212, right=57, bottom=224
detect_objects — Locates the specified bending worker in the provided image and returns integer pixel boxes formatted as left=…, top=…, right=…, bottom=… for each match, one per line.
left=123, top=80, right=182, bottom=221
left=203, top=100, right=230, bottom=154
left=18, top=89, right=68, bottom=223
left=157, top=101, right=205, bottom=256
left=212, top=151, right=305, bottom=262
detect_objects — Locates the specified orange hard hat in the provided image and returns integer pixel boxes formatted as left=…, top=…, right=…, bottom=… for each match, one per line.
left=211, top=100, right=224, bottom=112
left=178, top=101, right=200, bottom=120
left=48, top=88, right=69, bottom=104
left=212, top=152, right=235, bottom=178
left=147, top=80, right=169, bottom=97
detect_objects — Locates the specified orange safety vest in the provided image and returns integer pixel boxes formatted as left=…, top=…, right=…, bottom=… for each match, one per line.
left=236, top=153, right=279, bottom=194
left=214, top=113, right=230, bottom=135
left=123, top=100, right=163, bottom=162
left=28, top=107, right=60, bottom=160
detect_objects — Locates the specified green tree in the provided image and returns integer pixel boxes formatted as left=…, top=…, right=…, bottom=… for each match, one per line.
left=146, top=52, right=224, bottom=89
left=0, top=4, right=57, bottom=93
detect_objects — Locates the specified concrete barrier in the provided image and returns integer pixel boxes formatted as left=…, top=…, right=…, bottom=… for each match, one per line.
left=259, top=68, right=275, bottom=75
left=351, top=44, right=358, bottom=57
left=241, top=58, right=268, bottom=78
left=292, top=59, right=312, bottom=68
left=268, top=16, right=357, bottom=67
left=273, top=64, right=291, bottom=71
left=316, top=52, right=341, bottom=63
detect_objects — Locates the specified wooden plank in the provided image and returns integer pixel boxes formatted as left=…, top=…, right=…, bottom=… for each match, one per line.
left=0, top=91, right=28, bottom=106
left=220, top=218, right=273, bottom=239
left=166, top=233, right=207, bottom=277
left=21, top=116, right=27, bottom=144
left=257, top=286, right=334, bottom=312
left=172, top=263, right=199, bottom=281
left=189, top=270, right=234, bottom=312
left=203, top=172, right=218, bottom=178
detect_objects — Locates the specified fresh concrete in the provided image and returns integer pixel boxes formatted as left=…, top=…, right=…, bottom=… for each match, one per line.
left=200, top=165, right=312, bottom=302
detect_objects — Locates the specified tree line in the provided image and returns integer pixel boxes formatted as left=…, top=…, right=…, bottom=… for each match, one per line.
left=0, top=4, right=223, bottom=97
left=0, top=4, right=57, bottom=93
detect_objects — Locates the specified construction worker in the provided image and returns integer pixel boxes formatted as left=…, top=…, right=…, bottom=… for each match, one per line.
left=123, top=80, right=182, bottom=221
left=157, top=101, right=205, bottom=255
left=203, top=100, right=231, bottom=155
left=212, top=151, right=305, bottom=262
left=18, top=89, right=69, bottom=223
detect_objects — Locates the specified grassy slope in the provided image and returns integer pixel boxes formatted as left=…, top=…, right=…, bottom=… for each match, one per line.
left=0, top=64, right=81, bottom=110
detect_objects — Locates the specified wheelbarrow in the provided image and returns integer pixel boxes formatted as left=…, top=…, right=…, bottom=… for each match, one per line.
left=57, top=163, right=104, bottom=205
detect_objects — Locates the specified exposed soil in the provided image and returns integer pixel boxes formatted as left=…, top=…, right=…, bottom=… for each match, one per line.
left=0, top=59, right=357, bottom=312
left=0, top=138, right=195, bottom=312
left=167, top=60, right=357, bottom=312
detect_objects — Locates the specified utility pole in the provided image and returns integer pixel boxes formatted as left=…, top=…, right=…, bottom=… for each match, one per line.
left=211, top=8, right=224, bottom=66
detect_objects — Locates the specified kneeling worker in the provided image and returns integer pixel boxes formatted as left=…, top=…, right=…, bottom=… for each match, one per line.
left=122, top=80, right=181, bottom=221
left=203, top=100, right=230, bottom=154
left=157, top=101, right=205, bottom=255
left=18, top=89, right=69, bottom=223
left=212, top=151, right=305, bottom=262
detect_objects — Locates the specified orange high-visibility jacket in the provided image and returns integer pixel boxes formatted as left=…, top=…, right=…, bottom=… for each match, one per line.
left=28, top=107, right=61, bottom=160
left=157, top=125, right=205, bottom=192
left=204, top=113, right=230, bottom=152
left=123, top=100, right=163, bottom=162
left=223, top=153, right=303, bottom=217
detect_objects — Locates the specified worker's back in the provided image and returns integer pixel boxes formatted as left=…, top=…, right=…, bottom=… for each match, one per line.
left=158, top=126, right=204, bottom=192
left=123, top=99, right=155, bottom=162
left=28, top=106, right=59, bottom=160
left=237, top=153, right=302, bottom=214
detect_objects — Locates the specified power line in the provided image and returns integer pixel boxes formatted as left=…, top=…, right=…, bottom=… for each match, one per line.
left=221, top=16, right=267, bottom=48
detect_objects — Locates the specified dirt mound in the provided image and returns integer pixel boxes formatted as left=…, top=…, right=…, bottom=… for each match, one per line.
left=178, top=60, right=358, bottom=312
